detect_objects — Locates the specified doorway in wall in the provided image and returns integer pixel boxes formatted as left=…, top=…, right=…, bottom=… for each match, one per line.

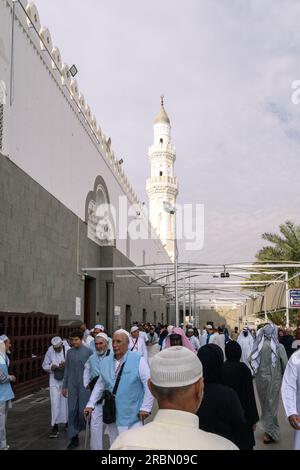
left=125, top=305, right=132, bottom=331
left=143, top=309, right=147, bottom=324
left=84, top=277, right=96, bottom=329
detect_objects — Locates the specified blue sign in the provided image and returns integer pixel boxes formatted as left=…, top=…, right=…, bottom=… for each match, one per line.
left=289, top=289, right=300, bottom=308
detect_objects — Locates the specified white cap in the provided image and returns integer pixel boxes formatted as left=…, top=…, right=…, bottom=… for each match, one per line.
left=94, top=324, right=104, bottom=331
left=150, top=346, right=203, bottom=388
left=95, top=333, right=108, bottom=342
left=206, top=324, right=213, bottom=329
left=51, top=336, right=63, bottom=347
left=0, top=335, right=8, bottom=343
left=114, top=329, right=130, bottom=339
left=131, top=326, right=139, bottom=333
left=187, top=328, right=194, bottom=333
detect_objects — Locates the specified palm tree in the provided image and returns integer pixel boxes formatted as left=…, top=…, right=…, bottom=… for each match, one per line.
left=252, top=221, right=300, bottom=288
left=245, top=221, right=300, bottom=327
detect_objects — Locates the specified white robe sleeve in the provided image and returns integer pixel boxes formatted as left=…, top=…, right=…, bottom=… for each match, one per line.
left=194, top=336, right=200, bottom=351
left=142, top=339, right=148, bottom=361
left=83, top=360, right=91, bottom=388
left=86, top=375, right=105, bottom=409
left=138, top=357, right=154, bottom=413
left=281, top=356, right=298, bottom=417
left=42, top=347, right=54, bottom=374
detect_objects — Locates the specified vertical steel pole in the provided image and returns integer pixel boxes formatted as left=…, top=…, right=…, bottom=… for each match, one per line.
left=285, top=272, right=289, bottom=328
left=174, top=214, right=179, bottom=327
left=183, top=273, right=186, bottom=326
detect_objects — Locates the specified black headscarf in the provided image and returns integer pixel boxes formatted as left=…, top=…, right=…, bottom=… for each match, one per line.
left=225, top=340, right=242, bottom=362
left=197, top=344, right=223, bottom=384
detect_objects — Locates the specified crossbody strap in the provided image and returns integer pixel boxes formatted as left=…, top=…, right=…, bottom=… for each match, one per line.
left=112, top=362, right=126, bottom=396
left=130, top=338, right=138, bottom=351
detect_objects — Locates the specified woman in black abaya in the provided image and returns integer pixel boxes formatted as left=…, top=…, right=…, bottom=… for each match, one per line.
left=197, top=343, right=252, bottom=450
left=222, top=340, right=259, bottom=448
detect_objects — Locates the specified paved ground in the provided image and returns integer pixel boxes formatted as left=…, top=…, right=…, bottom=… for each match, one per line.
left=6, top=386, right=294, bottom=450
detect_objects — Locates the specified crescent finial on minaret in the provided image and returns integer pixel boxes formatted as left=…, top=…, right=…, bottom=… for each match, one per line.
left=161, top=95, right=164, bottom=106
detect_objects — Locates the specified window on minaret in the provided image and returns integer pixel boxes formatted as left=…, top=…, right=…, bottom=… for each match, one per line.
left=159, top=171, right=163, bottom=177
left=160, top=138, right=163, bottom=144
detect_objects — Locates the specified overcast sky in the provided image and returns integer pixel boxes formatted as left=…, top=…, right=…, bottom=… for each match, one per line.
left=34, top=0, right=300, bottom=265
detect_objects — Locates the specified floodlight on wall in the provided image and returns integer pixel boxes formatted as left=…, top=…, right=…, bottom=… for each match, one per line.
left=69, top=64, right=78, bottom=77
left=118, top=159, right=124, bottom=165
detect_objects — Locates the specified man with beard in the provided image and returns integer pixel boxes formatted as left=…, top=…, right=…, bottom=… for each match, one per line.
left=83, top=333, right=110, bottom=450
left=237, top=327, right=254, bottom=372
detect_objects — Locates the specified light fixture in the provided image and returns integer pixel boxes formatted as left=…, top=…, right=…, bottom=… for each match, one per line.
left=118, top=159, right=124, bottom=165
left=69, top=64, right=78, bottom=77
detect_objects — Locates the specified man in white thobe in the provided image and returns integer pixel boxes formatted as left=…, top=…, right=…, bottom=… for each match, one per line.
left=83, top=333, right=110, bottom=450
left=201, top=324, right=218, bottom=347
left=238, top=327, right=254, bottom=372
left=186, top=329, right=200, bottom=352
left=42, top=336, right=70, bottom=437
left=129, top=326, right=148, bottom=361
left=215, top=327, right=226, bottom=360
left=281, top=348, right=300, bottom=450
left=110, top=346, right=238, bottom=450
left=84, top=329, right=153, bottom=446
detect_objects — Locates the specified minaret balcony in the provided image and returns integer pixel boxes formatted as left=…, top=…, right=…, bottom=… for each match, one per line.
left=146, top=175, right=178, bottom=190
left=148, top=143, right=176, bottom=156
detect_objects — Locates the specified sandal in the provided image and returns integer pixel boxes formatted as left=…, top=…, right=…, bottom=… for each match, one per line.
left=263, top=434, right=275, bottom=444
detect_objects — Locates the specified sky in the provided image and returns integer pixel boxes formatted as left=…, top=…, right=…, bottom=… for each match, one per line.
left=34, top=0, right=300, bottom=265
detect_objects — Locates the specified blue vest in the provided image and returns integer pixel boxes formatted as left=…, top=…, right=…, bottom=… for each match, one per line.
left=89, top=350, right=110, bottom=381
left=0, top=354, right=15, bottom=403
left=100, top=351, right=144, bottom=427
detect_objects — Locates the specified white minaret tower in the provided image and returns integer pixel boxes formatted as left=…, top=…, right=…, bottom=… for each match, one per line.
left=146, top=96, right=179, bottom=261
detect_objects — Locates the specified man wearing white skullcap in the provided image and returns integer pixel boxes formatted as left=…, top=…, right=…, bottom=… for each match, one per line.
left=85, top=328, right=153, bottom=446
left=186, top=328, right=201, bottom=353
left=111, top=346, right=238, bottom=450
left=0, top=335, right=15, bottom=450
left=42, top=336, right=70, bottom=437
left=129, top=326, right=148, bottom=361
left=88, top=325, right=113, bottom=353
left=83, top=333, right=111, bottom=450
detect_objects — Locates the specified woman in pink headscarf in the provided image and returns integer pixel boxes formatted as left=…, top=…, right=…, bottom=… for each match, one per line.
left=164, top=327, right=196, bottom=353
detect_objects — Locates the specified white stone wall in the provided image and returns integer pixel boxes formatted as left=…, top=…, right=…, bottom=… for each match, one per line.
left=0, top=0, right=170, bottom=267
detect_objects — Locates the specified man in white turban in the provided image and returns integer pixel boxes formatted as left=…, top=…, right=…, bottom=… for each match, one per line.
left=110, top=346, right=238, bottom=450
left=42, top=336, right=70, bottom=437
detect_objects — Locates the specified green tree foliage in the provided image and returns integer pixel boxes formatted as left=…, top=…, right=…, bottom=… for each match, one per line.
left=245, top=221, right=300, bottom=290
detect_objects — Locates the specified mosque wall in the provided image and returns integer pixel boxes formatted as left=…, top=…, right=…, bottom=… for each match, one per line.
left=0, top=0, right=170, bottom=267
left=0, top=153, right=167, bottom=330
left=0, top=0, right=171, bottom=329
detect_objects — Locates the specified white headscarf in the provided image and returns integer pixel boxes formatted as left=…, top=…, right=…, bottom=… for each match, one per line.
left=249, top=323, right=280, bottom=373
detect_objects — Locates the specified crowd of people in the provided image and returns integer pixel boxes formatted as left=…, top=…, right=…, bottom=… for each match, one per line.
left=0, top=319, right=300, bottom=450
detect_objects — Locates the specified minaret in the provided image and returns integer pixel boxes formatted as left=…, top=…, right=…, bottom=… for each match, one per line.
left=146, top=96, right=179, bottom=261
